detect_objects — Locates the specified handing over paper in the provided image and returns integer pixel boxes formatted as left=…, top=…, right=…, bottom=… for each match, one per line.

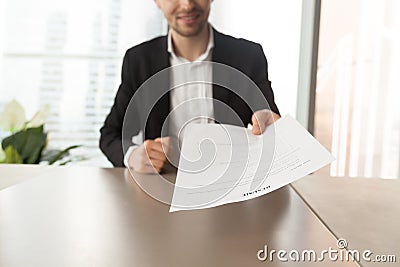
left=170, top=115, right=335, bottom=212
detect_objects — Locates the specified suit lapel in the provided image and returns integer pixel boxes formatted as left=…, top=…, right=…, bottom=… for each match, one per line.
left=146, top=36, right=171, bottom=139
left=212, top=29, right=231, bottom=123
left=157, top=39, right=171, bottom=137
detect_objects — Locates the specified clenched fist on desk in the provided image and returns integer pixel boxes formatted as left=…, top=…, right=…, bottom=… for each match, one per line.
left=128, top=137, right=174, bottom=174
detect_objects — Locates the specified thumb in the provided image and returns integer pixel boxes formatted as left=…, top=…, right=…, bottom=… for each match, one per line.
left=251, top=114, right=262, bottom=135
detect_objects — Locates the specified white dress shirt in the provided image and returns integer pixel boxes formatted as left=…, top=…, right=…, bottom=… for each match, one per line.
left=124, top=25, right=215, bottom=167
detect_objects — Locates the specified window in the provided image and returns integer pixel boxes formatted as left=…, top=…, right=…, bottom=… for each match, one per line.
left=315, top=0, right=400, bottom=178
left=210, top=0, right=303, bottom=117
left=0, top=0, right=166, bottom=166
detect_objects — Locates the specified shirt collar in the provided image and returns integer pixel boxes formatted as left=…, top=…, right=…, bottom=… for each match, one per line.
left=167, top=24, right=214, bottom=61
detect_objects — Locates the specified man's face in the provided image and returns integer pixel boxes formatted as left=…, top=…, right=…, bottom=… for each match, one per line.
left=154, top=0, right=212, bottom=37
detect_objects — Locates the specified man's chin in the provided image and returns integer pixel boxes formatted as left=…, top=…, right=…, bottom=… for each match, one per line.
left=173, top=24, right=206, bottom=38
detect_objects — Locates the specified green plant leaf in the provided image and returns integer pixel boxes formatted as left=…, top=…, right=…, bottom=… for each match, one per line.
left=0, top=146, right=5, bottom=162
left=40, top=149, right=61, bottom=162
left=1, top=126, right=47, bottom=164
left=2, top=145, right=23, bottom=164
left=47, top=145, right=81, bottom=165
left=59, top=159, right=73, bottom=166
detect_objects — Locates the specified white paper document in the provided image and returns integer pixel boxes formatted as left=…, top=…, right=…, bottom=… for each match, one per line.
left=170, top=115, right=335, bottom=212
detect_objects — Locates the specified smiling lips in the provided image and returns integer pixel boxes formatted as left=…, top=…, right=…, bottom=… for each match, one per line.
left=177, top=13, right=200, bottom=24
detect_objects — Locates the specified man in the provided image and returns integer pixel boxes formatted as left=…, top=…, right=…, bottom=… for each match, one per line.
left=100, top=0, right=280, bottom=172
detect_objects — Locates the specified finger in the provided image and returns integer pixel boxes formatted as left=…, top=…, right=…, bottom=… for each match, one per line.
left=146, top=140, right=165, bottom=154
left=144, top=141, right=167, bottom=159
left=252, top=125, right=262, bottom=135
left=155, top=137, right=171, bottom=152
left=146, top=148, right=167, bottom=162
left=271, top=112, right=281, bottom=122
left=149, top=158, right=165, bottom=169
left=251, top=113, right=260, bottom=127
left=251, top=114, right=262, bottom=135
left=139, top=144, right=162, bottom=160
left=140, top=148, right=166, bottom=167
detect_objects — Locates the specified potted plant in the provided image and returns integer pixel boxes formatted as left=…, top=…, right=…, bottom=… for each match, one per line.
left=0, top=100, right=81, bottom=165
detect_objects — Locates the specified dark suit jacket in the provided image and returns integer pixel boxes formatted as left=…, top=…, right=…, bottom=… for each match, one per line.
left=100, top=28, right=280, bottom=167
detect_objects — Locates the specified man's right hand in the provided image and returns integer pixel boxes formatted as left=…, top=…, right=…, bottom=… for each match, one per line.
left=128, top=138, right=170, bottom=174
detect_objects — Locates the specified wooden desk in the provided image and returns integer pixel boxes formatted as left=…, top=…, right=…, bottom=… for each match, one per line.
left=292, top=176, right=400, bottom=267
left=0, top=165, right=358, bottom=266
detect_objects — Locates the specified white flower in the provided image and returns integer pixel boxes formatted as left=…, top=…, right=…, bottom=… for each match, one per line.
left=0, top=100, right=26, bottom=132
left=28, top=104, right=50, bottom=127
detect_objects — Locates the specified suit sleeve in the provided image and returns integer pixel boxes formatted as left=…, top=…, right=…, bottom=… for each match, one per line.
left=99, top=51, right=139, bottom=167
left=252, top=44, right=280, bottom=116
